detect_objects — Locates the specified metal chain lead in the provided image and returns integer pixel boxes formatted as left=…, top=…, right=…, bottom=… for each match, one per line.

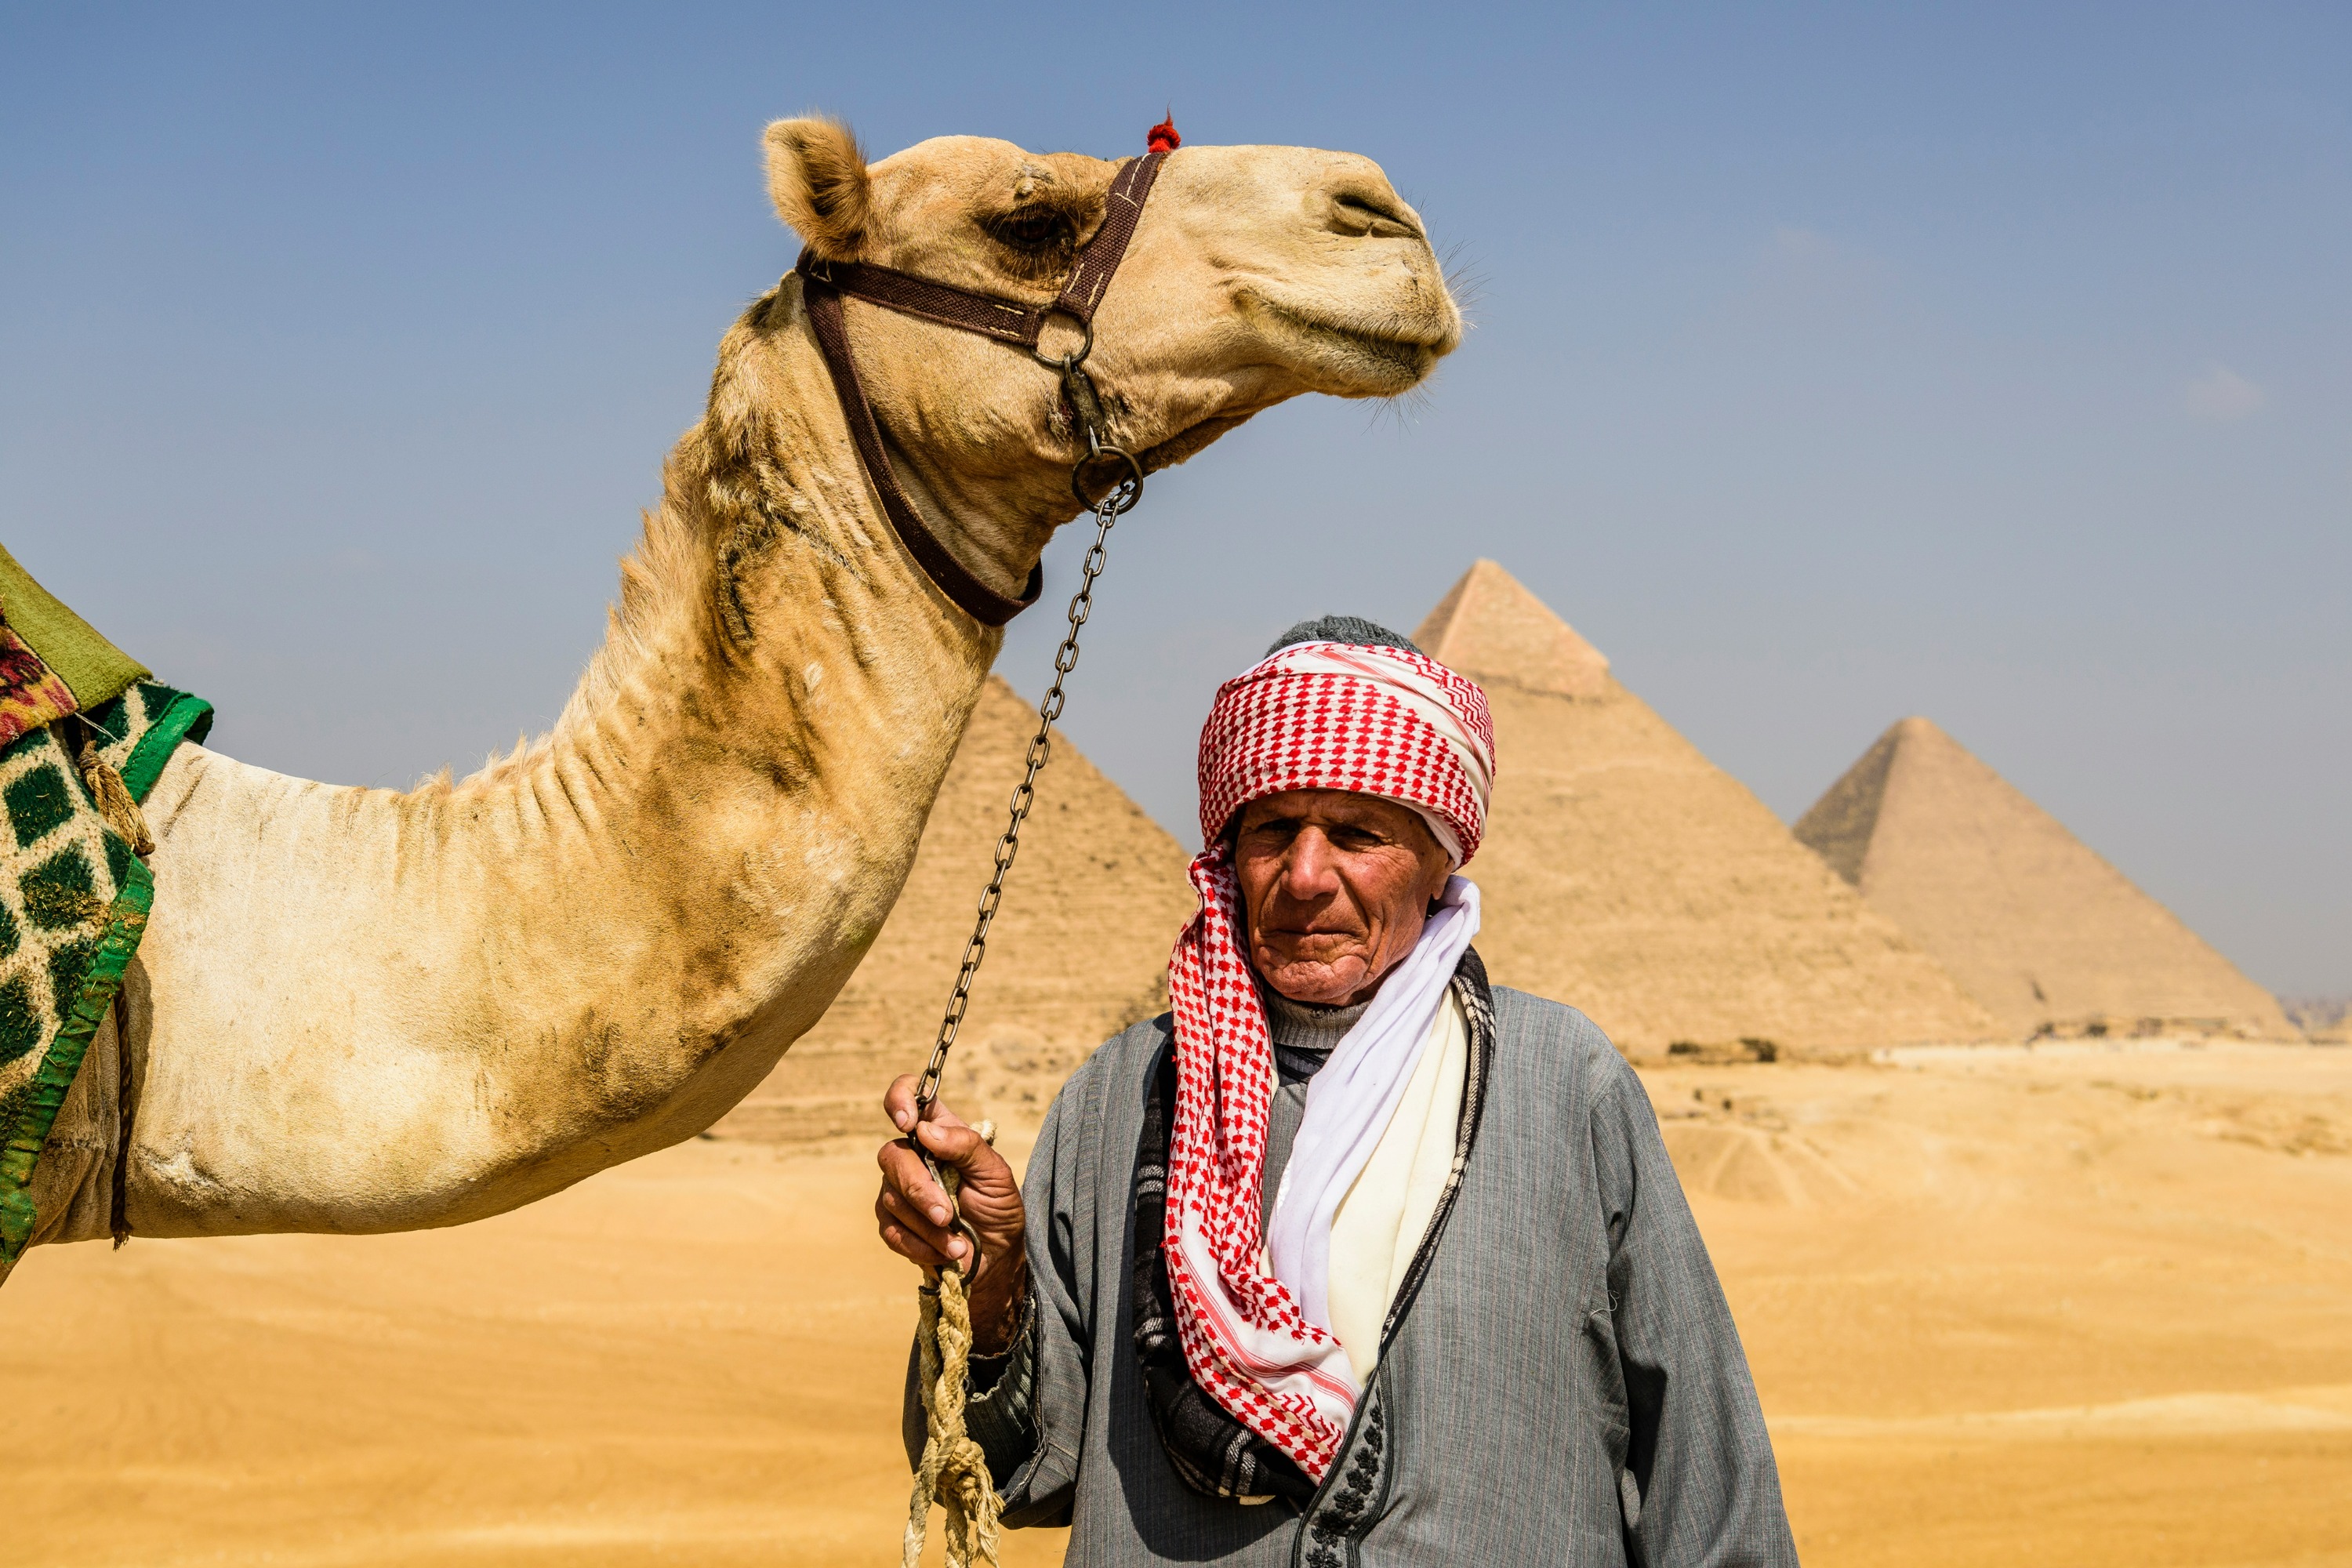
left=913, top=485, right=1130, bottom=1122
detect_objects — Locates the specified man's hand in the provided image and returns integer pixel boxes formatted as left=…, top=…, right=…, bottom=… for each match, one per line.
left=876, top=1074, right=1029, bottom=1354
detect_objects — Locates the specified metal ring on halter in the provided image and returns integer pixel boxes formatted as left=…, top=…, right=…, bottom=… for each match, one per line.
left=1031, top=309, right=1095, bottom=371
left=1073, top=444, right=1145, bottom=512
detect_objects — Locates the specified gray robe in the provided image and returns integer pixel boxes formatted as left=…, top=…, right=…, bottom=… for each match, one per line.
left=906, top=987, right=1798, bottom=1566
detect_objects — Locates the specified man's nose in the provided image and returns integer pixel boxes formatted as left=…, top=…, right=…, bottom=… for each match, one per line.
left=1277, top=828, right=1342, bottom=898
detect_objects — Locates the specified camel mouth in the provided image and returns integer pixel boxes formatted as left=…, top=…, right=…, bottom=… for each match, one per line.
left=1244, top=295, right=1461, bottom=397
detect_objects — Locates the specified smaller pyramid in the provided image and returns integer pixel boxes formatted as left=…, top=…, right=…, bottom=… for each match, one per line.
left=1417, top=562, right=1997, bottom=1054
left=1795, top=718, right=2296, bottom=1040
left=713, top=675, right=1197, bottom=1141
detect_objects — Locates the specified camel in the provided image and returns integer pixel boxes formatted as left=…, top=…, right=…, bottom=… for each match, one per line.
left=9, top=118, right=1459, bottom=1276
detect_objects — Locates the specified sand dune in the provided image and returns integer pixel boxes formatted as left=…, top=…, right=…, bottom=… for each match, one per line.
left=5, top=1043, right=2348, bottom=1566
left=1660, top=1042, right=2352, bottom=1566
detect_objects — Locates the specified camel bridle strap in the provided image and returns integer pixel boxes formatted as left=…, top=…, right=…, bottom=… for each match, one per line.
left=798, top=285, right=1041, bottom=626
left=796, top=148, right=1168, bottom=627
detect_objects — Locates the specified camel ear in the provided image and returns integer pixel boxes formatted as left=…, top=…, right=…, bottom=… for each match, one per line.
left=764, top=116, right=870, bottom=260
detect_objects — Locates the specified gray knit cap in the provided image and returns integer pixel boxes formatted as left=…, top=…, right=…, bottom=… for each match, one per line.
left=1263, top=615, right=1424, bottom=658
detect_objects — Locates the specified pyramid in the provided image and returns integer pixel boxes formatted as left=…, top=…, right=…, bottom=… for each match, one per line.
left=1415, top=561, right=1997, bottom=1054
left=713, top=675, right=1196, bottom=1141
left=1795, top=717, right=2296, bottom=1040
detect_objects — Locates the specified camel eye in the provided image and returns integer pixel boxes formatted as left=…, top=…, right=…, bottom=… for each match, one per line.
left=993, top=209, right=1069, bottom=250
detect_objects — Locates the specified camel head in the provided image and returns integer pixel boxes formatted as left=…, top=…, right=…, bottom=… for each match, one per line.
left=710, top=118, right=1463, bottom=610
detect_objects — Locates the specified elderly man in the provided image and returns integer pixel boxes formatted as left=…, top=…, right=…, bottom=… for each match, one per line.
left=876, top=617, right=1797, bottom=1566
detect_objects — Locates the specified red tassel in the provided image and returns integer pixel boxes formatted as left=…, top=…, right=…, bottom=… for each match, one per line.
left=1147, top=114, right=1181, bottom=154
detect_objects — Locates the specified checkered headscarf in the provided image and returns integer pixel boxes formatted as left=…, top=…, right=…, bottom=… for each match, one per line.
left=1162, top=640, right=1495, bottom=1479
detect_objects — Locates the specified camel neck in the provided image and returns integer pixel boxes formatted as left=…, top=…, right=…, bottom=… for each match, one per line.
left=376, top=297, right=1030, bottom=1156
left=114, top=278, right=1069, bottom=1240
left=528, top=281, right=1023, bottom=837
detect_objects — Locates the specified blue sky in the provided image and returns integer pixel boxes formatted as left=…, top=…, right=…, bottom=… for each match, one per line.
left=5, top=3, right=2346, bottom=995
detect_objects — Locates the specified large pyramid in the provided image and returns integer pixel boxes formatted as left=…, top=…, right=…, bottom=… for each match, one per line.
left=1794, top=717, right=2296, bottom=1040
left=1415, top=561, right=1997, bottom=1054
left=713, top=675, right=1196, bottom=1141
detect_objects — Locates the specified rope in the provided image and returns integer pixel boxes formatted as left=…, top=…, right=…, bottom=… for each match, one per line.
left=903, top=1123, right=1003, bottom=1568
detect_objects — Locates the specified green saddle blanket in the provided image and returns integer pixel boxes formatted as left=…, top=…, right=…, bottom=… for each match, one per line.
left=0, top=548, right=211, bottom=1267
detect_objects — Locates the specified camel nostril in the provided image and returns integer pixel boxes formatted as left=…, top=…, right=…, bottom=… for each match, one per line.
left=1327, top=190, right=1423, bottom=241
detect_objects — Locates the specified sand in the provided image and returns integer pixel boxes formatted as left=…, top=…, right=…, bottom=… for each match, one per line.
left=1657, top=1040, right=2352, bottom=1566
left=6, top=1042, right=2348, bottom=1566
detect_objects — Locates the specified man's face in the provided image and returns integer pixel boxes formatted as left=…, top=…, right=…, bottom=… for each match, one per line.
left=1231, top=790, right=1454, bottom=1007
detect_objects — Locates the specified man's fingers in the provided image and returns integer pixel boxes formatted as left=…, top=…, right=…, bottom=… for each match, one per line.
left=877, top=1139, right=953, bottom=1225
left=876, top=1141, right=985, bottom=1268
left=877, top=1185, right=971, bottom=1265
left=882, top=1073, right=924, bottom=1134
left=873, top=1079, right=1015, bottom=1283
left=874, top=1192, right=953, bottom=1269
left=913, top=1116, right=996, bottom=1173
left=882, top=1074, right=973, bottom=1136
left=880, top=1224, right=949, bottom=1275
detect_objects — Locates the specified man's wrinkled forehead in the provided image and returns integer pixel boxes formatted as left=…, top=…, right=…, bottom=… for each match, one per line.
left=1231, top=789, right=1444, bottom=850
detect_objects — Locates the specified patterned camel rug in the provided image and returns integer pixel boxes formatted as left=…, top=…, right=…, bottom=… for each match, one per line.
left=0, top=548, right=210, bottom=1268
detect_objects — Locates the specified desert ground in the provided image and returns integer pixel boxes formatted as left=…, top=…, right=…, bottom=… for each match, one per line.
left=7, top=1040, right=2348, bottom=1567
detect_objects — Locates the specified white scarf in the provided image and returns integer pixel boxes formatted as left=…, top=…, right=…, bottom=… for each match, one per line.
left=1265, top=877, right=1480, bottom=1335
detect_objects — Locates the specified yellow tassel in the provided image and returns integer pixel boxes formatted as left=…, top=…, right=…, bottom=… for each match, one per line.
left=78, top=750, right=154, bottom=858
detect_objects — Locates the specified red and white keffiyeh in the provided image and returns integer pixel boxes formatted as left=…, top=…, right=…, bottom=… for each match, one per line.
left=1163, top=640, right=1496, bottom=1480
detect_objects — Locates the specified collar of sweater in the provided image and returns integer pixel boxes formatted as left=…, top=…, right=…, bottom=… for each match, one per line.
left=1261, top=988, right=1373, bottom=1081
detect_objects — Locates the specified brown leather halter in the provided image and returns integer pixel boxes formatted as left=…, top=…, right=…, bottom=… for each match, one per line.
left=794, top=148, right=1169, bottom=626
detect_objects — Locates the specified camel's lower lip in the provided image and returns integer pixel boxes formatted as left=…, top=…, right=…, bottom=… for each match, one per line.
left=1248, top=297, right=1457, bottom=394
